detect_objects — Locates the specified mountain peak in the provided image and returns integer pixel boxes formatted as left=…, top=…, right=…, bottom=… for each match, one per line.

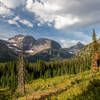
left=8, top=34, right=61, bottom=55
left=63, top=41, right=85, bottom=55
left=77, top=42, right=84, bottom=45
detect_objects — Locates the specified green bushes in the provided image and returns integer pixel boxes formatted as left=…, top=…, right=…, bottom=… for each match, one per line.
left=50, top=76, right=100, bottom=100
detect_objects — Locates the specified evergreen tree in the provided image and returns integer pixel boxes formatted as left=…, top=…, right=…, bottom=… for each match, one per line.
left=91, top=29, right=99, bottom=72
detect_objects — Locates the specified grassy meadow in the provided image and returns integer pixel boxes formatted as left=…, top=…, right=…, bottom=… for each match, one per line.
left=15, top=70, right=100, bottom=100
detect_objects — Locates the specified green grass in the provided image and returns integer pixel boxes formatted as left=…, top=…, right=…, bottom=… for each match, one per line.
left=1, top=70, right=100, bottom=100
left=16, top=70, right=100, bottom=100
left=48, top=72, right=100, bottom=100
left=0, top=88, right=11, bottom=100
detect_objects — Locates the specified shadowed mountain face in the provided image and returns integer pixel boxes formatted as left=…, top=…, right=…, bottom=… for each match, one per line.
left=0, top=40, right=16, bottom=62
left=8, top=35, right=36, bottom=50
left=63, top=42, right=85, bottom=55
left=0, top=34, right=85, bottom=62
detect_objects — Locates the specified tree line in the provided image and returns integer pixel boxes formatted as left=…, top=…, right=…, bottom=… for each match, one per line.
left=0, top=54, right=92, bottom=92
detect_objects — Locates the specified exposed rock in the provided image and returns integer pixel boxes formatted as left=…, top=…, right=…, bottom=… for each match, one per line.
left=63, top=42, right=84, bottom=55
left=8, top=35, right=61, bottom=55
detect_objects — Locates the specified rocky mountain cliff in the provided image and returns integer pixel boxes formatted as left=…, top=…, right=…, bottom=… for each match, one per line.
left=0, top=34, right=85, bottom=62
left=8, top=35, right=61, bottom=55
left=28, top=42, right=84, bottom=62
left=63, top=42, right=85, bottom=55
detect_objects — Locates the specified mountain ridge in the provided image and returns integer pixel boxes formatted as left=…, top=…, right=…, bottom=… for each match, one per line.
left=0, top=34, right=85, bottom=62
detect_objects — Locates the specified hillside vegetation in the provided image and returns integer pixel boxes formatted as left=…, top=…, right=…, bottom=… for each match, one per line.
left=16, top=70, right=100, bottom=100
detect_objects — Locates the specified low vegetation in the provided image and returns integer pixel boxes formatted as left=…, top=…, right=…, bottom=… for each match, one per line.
left=16, top=70, right=100, bottom=100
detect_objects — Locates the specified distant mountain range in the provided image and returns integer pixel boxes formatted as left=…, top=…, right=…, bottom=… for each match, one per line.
left=0, top=35, right=85, bottom=62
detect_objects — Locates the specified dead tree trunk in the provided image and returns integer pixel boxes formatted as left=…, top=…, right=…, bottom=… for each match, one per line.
left=17, top=50, right=25, bottom=96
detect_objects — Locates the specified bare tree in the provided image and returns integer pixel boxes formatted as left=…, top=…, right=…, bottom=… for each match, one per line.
left=17, top=50, right=25, bottom=96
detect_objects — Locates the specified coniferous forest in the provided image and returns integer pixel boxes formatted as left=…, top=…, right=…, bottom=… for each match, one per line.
left=0, top=52, right=92, bottom=89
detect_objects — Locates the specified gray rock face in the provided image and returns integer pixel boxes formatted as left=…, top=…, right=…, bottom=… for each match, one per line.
left=63, top=42, right=84, bottom=55
left=30, top=38, right=61, bottom=55
left=22, top=36, right=36, bottom=50
left=8, top=35, right=35, bottom=49
left=8, top=35, right=61, bottom=55
left=0, top=35, right=85, bottom=62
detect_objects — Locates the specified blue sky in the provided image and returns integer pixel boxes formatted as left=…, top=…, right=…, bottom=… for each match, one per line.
left=0, top=0, right=100, bottom=48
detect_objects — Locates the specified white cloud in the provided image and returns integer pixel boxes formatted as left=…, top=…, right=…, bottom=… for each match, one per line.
left=0, top=0, right=25, bottom=16
left=60, top=30, right=91, bottom=48
left=8, top=19, right=20, bottom=27
left=0, top=2, right=13, bottom=16
left=37, top=23, right=41, bottom=27
left=60, top=40, right=67, bottom=48
left=54, top=15, right=80, bottom=29
left=0, top=0, right=25, bottom=9
left=26, top=0, right=33, bottom=10
left=19, top=19, right=33, bottom=28
left=13, top=16, right=20, bottom=20
left=26, top=0, right=73, bottom=29
left=0, top=6, right=13, bottom=16
left=26, top=0, right=100, bottom=29
left=7, top=16, right=20, bottom=27
left=0, top=0, right=26, bottom=16
left=7, top=16, right=33, bottom=28
left=1, top=0, right=100, bottom=30
left=71, top=31, right=91, bottom=42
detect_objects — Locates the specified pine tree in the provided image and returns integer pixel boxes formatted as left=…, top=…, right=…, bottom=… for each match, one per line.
left=91, top=29, right=99, bottom=72
left=17, top=50, right=25, bottom=96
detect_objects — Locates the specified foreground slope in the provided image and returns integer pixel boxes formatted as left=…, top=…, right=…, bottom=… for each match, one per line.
left=17, top=70, right=100, bottom=100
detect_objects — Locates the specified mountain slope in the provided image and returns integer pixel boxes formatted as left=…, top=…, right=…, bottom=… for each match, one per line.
left=76, top=39, right=100, bottom=58
left=27, top=48, right=74, bottom=62
left=0, top=34, right=85, bottom=62
left=27, top=42, right=84, bottom=62
left=8, top=35, right=61, bottom=55
left=63, top=42, right=84, bottom=54
left=0, top=40, right=17, bottom=62
left=17, top=70, right=100, bottom=100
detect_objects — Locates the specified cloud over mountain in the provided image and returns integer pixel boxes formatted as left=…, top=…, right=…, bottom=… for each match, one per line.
left=0, top=0, right=100, bottom=47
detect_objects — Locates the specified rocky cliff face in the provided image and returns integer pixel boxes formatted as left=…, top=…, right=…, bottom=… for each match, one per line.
left=8, top=35, right=61, bottom=55
left=63, top=42, right=84, bottom=55
left=0, top=34, right=85, bottom=62
left=8, top=35, right=36, bottom=50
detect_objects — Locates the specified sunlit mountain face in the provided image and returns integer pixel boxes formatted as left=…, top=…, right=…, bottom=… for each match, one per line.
left=1, top=0, right=100, bottom=48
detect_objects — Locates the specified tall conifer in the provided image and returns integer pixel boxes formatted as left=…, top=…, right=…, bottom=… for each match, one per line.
left=91, top=29, right=99, bottom=72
